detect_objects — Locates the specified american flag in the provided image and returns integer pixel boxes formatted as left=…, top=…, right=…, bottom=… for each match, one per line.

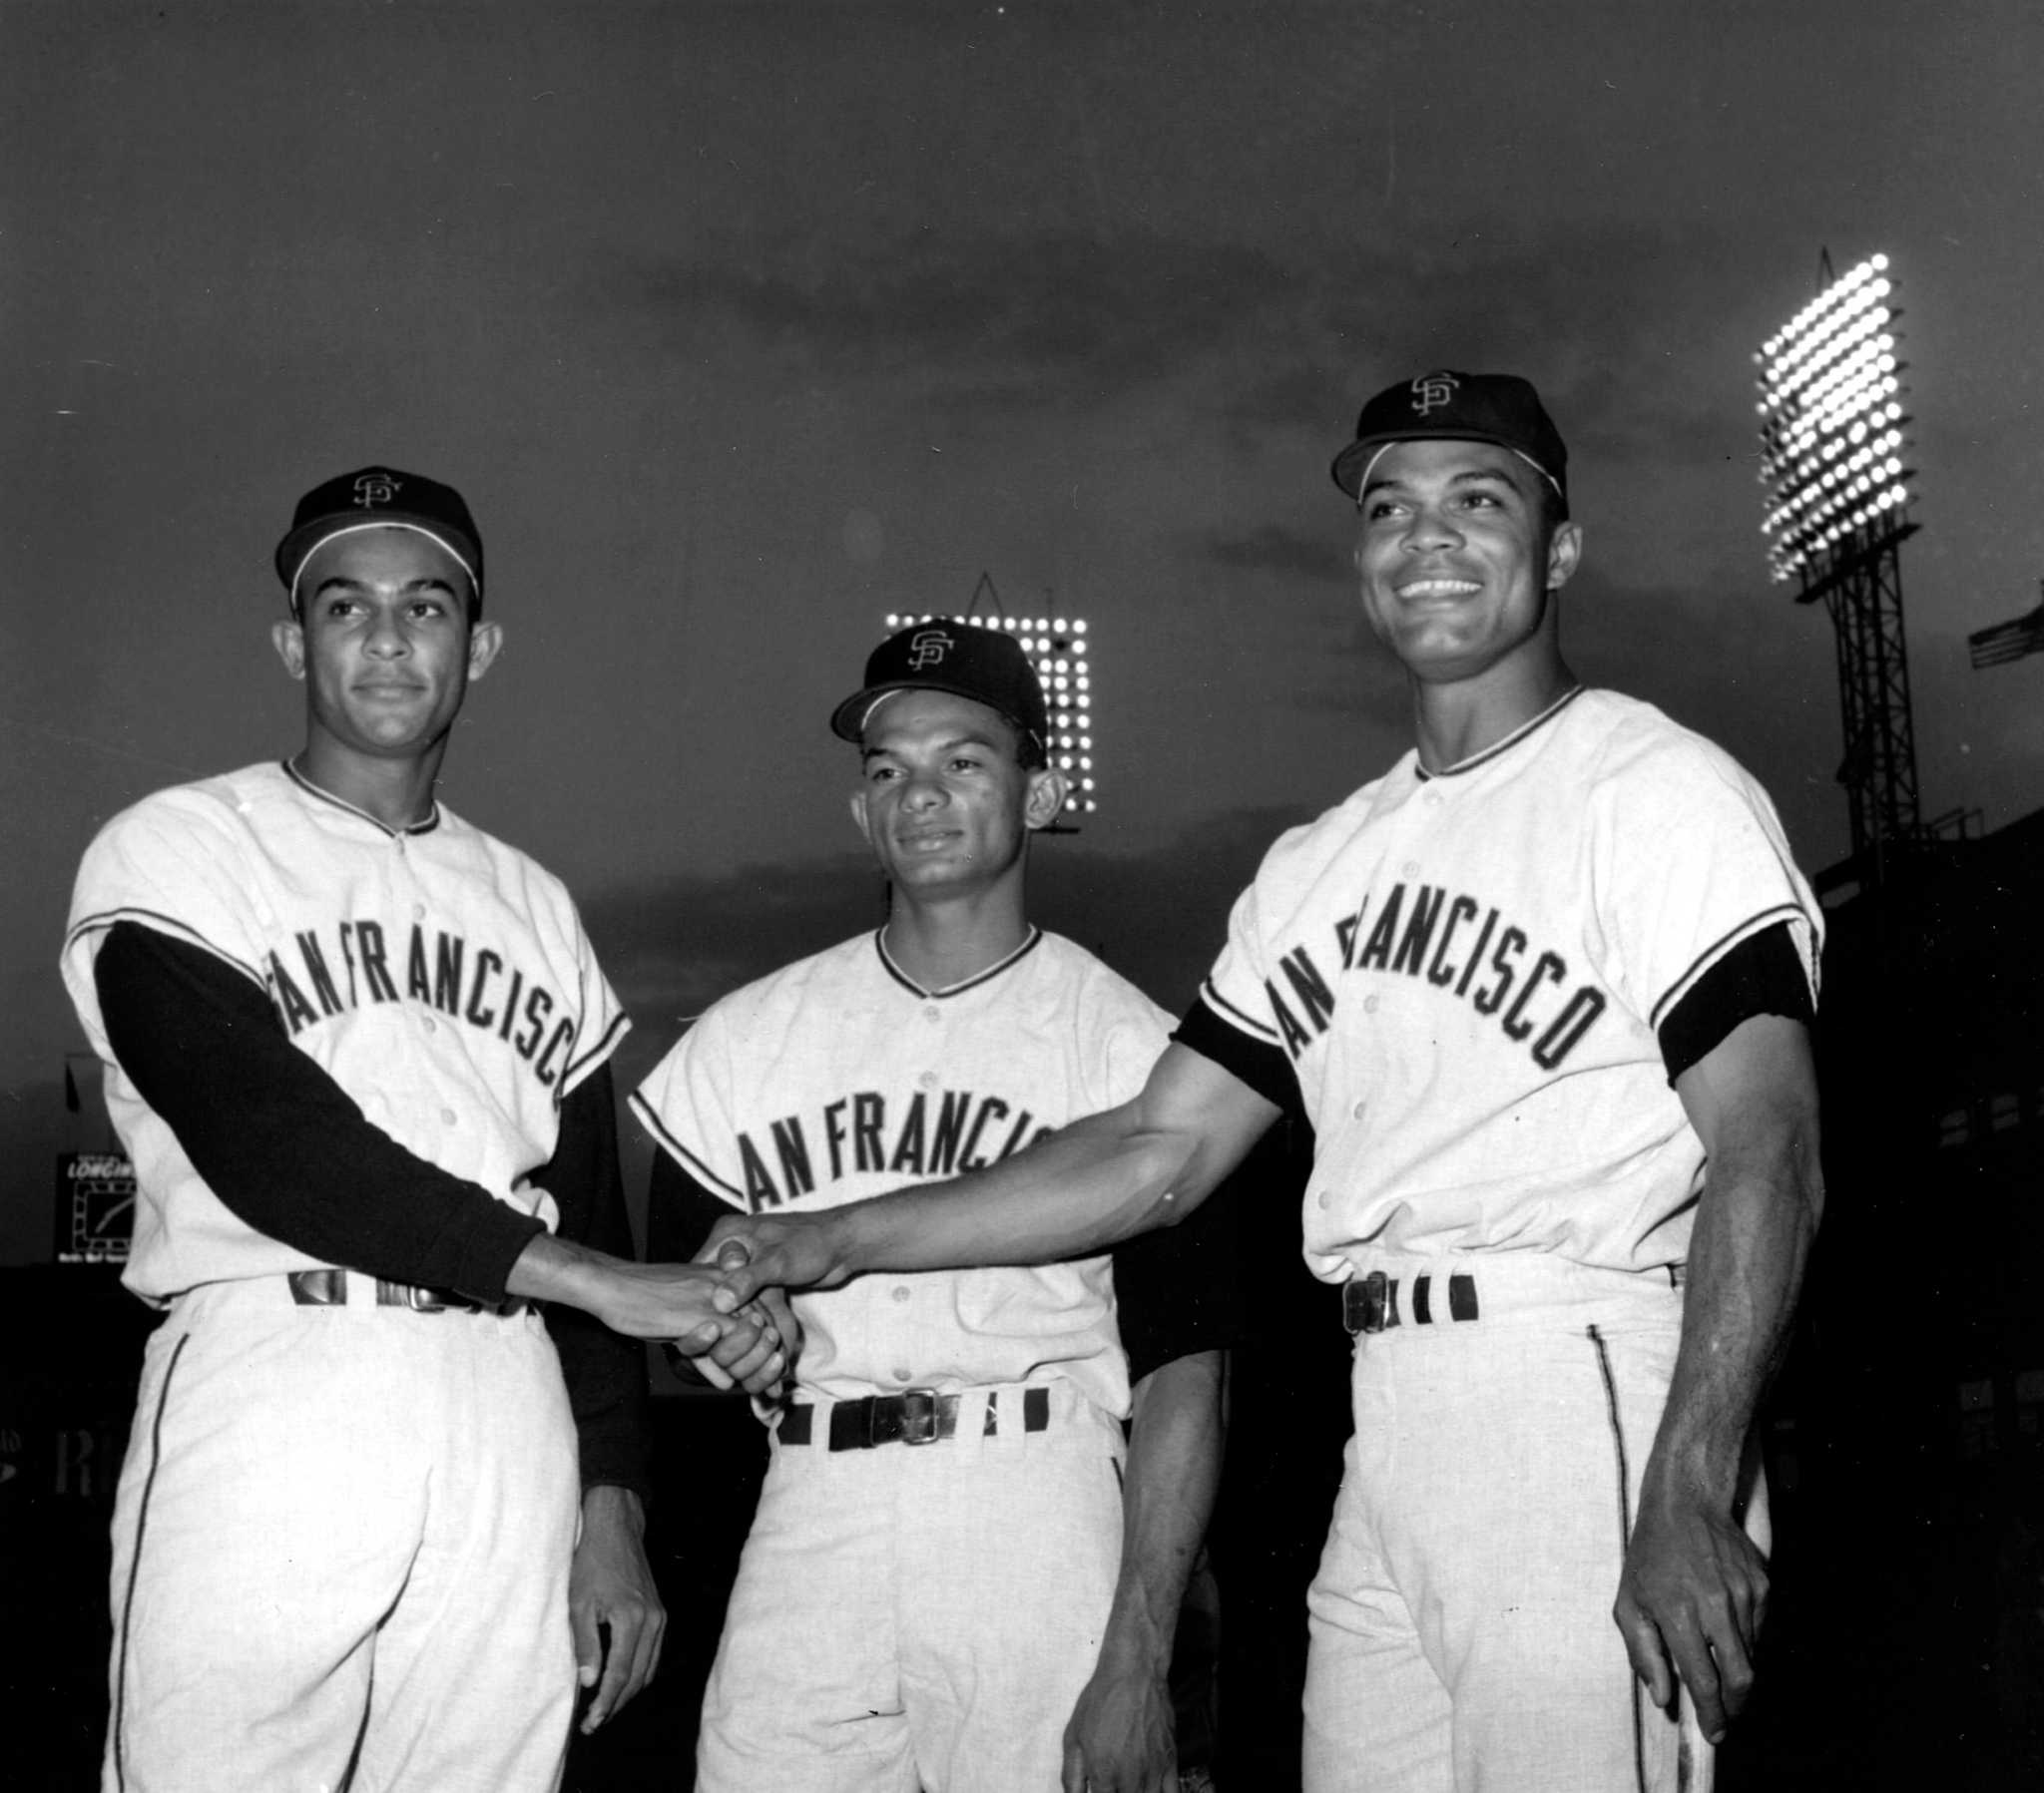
left=1968, top=585, right=2044, bottom=670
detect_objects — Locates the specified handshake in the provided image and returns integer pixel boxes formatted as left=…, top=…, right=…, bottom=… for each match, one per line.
left=648, top=1208, right=846, bottom=1396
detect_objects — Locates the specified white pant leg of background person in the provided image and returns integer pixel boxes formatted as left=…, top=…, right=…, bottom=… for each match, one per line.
left=1303, top=1261, right=1692, bottom=1793
left=697, top=1383, right=1123, bottom=1793
left=103, top=1281, right=580, bottom=1793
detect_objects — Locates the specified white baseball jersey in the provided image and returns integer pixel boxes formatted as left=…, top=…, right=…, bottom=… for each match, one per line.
left=62, top=759, right=629, bottom=1302
left=631, top=926, right=1168, bottom=1416
left=1201, top=686, right=1822, bottom=1279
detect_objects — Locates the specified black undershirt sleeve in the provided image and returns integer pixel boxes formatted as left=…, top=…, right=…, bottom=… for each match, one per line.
left=94, top=919, right=549, bottom=1302
left=1171, top=997, right=1299, bottom=1116
left=534, top=1065, right=653, bottom=1500
left=1656, top=921, right=1814, bottom=1084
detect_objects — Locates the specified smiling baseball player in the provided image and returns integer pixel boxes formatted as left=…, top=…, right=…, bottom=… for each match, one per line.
left=633, top=623, right=1241, bottom=1792
left=706, top=372, right=1827, bottom=1792
left=61, top=466, right=782, bottom=1792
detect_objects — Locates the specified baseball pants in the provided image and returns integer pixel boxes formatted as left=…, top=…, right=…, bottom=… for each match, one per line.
left=103, top=1274, right=581, bottom=1793
left=696, top=1379, right=1126, bottom=1793
left=1301, top=1255, right=1738, bottom=1793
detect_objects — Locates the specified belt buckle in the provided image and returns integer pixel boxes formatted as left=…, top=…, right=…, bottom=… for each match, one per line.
left=897, top=1388, right=939, bottom=1445
left=1345, top=1270, right=1397, bottom=1335
left=393, top=1282, right=474, bottom=1314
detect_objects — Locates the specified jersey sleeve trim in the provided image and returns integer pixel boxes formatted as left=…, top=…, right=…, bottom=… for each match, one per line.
left=1648, top=899, right=1818, bottom=1031
left=560, top=1009, right=632, bottom=1097
left=626, top=1089, right=747, bottom=1205
left=65, top=907, right=268, bottom=990
left=1197, top=976, right=1279, bottom=1044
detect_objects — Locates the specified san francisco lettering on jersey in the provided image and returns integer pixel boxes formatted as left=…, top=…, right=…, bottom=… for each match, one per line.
left=735, top=1087, right=1054, bottom=1212
left=1263, top=878, right=1608, bottom=1072
left=261, top=917, right=579, bottom=1091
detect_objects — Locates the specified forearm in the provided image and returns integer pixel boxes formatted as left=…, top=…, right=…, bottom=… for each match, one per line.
left=817, top=1103, right=1211, bottom=1281
left=1643, top=1140, right=1822, bottom=1508
left=1098, top=1350, right=1227, bottom=1669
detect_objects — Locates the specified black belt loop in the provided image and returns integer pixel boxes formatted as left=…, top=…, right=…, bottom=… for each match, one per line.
left=1411, top=1274, right=1432, bottom=1324
left=1447, top=1273, right=1479, bottom=1322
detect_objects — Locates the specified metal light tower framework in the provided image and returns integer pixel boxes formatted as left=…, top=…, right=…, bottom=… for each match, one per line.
left=885, top=574, right=1099, bottom=827
left=1756, top=251, right=1922, bottom=866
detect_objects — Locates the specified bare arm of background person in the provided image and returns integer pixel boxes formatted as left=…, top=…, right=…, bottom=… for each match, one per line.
left=1061, top=1348, right=1228, bottom=1793
left=706, top=1044, right=1281, bottom=1301
left=569, top=1485, right=666, bottom=1732
left=1613, top=1012, right=1823, bottom=1744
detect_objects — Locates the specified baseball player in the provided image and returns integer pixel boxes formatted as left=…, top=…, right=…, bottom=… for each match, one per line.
left=707, top=372, right=1827, bottom=1792
left=60, top=466, right=784, bottom=1793
left=631, top=622, right=1241, bottom=1792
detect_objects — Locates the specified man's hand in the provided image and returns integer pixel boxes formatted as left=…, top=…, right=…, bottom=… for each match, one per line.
left=1061, top=1651, right=1178, bottom=1792
left=673, top=1295, right=794, bottom=1395
left=1613, top=1480, right=1768, bottom=1744
left=569, top=1486, right=666, bottom=1733
left=698, top=1208, right=847, bottom=1307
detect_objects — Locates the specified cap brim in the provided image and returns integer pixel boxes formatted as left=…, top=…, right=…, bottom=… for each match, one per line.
left=275, top=516, right=481, bottom=600
left=1332, top=426, right=1565, bottom=499
left=829, top=679, right=1041, bottom=744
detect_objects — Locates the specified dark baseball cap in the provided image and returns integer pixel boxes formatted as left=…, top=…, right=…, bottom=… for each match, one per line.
left=830, top=622, right=1050, bottom=747
left=1331, top=370, right=1568, bottom=512
left=274, top=466, right=484, bottom=613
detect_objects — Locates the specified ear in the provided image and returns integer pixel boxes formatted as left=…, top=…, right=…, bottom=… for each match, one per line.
left=848, top=788, right=870, bottom=838
left=1546, top=521, right=1584, bottom=592
left=1023, top=768, right=1069, bottom=832
left=466, top=620, right=505, bottom=682
left=271, top=619, right=306, bottom=681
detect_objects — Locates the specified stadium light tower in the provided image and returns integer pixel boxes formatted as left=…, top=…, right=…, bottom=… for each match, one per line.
left=1756, top=250, right=1921, bottom=868
left=884, top=574, right=1097, bottom=831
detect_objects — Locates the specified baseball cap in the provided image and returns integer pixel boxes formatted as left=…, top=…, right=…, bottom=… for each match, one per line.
left=829, top=623, right=1050, bottom=747
left=274, top=466, right=484, bottom=613
left=1331, top=370, right=1568, bottom=513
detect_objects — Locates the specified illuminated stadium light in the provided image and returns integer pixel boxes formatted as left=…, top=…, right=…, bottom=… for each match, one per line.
left=1755, top=252, right=1915, bottom=586
left=883, top=610, right=1100, bottom=816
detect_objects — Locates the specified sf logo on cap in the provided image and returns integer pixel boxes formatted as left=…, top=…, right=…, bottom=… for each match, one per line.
left=352, top=472, right=403, bottom=510
left=1410, top=371, right=1460, bottom=416
left=908, top=629, right=954, bottom=670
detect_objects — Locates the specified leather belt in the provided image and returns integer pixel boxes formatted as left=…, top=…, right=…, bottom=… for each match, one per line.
left=286, top=1267, right=527, bottom=1317
left=779, top=1386, right=1052, bottom=1451
left=1343, top=1269, right=1479, bottom=1335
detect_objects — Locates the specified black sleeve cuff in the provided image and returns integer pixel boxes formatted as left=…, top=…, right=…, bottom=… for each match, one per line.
left=1114, top=1160, right=1255, bottom=1385
left=1172, top=996, right=1299, bottom=1115
left=1658, top=921, right=1814, bottom=1084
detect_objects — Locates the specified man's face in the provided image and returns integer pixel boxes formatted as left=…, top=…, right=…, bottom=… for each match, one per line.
left=1353, top=438, right=1582, bottom=685
left=272, top=527, right=500, bottom=762
left=849, top=688, right=1065, bottom=898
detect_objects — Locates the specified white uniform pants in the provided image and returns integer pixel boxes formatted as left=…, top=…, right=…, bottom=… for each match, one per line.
left=1302, top=1257, right=1717, bottom=1793
left=102, top=1276, right=581, bottom=1793
left=697, top=1380, right=1125, bottom=1793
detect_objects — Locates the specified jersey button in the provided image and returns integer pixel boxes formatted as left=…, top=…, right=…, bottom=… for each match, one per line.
left=892, top=1367, right=914, bottom=1383
left=440, top=1109, right=457, bottom=1125
left=422, top=1017, right=437, bottom=1033
left=923, top=1006, right=941, bottom=1024
left=1363, top=996, right=1379, bottom=1015
left=1315, top=1189, right=1331, bottom=1209
left=1351, top=1100, right=1367, bottom=1120
left=892, top=1286, right=911, bottom=1303
left=1403, top=860, right=1419, bottom=877
left=918, top=1071, right=938, bottom=1091
left=412, top=903, right=426, bottom=920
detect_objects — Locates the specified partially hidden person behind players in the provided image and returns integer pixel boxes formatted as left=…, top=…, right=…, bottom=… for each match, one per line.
left=630, top=622, right=1246, bottom=1793
left=704, top=375, right=1826, bottom=1793
left=60, top=467, right=787, bottom=1793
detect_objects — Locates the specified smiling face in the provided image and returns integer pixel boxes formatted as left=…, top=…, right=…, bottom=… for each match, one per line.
left=271, top=526, right=501, bottom=771
left=849, top=687, right=1067, bottom=903
left=1353, top=437, right=1582, bottom=689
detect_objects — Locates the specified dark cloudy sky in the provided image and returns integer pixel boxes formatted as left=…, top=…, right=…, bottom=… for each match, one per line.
left=6, top=1, right=2042, bottom=1261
